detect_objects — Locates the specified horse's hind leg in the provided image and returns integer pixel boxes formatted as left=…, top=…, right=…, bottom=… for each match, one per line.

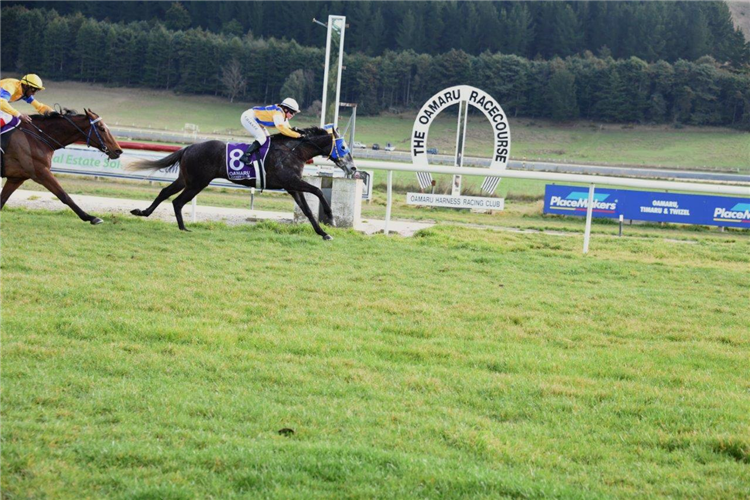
left=171, top=180, right=211, bottom=231
left=1, top=177, right=27, bottom=209
left=131, top=177, right=186, bottom=217
left=288, top=191, right=332, bottom=240
left=34, top=170, right=102, bottom=224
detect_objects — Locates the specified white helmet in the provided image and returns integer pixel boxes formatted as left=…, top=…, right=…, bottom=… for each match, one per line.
left=280, top=97, right=300, bottom=113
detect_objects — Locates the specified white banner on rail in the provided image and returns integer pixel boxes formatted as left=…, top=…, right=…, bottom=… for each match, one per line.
left=51, top=146, right=178, bottom=181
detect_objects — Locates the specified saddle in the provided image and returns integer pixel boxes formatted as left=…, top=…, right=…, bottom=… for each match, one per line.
left=225, top=141, right=270, bottom=189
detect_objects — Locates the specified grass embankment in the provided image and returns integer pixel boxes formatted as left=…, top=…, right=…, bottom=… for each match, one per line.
left=38, top=79, right=750, bottom=172
left=2, top=209, right=749, bottom=498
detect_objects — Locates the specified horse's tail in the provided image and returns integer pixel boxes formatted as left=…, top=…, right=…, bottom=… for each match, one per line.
left=126, top=147, right=187, bottom=174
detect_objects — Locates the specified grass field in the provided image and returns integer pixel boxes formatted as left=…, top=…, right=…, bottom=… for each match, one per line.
left=2, top=208, right=749, bottom=498
left=32, top=79, right=750, bottom=172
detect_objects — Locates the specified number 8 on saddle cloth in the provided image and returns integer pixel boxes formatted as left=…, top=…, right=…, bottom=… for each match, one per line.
left=226, top=141, right=270, bottom=189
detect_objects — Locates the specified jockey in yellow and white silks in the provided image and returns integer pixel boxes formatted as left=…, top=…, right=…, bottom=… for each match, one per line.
left=239, top=97, right=301, bottom=162
left=0, top=74, right=54, bottom=129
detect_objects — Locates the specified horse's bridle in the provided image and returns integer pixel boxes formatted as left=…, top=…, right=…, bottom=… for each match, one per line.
left=62, top=114, right=112, bottom=156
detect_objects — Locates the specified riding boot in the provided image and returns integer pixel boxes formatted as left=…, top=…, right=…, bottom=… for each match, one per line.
left=240, top=141, right=261, bottom=164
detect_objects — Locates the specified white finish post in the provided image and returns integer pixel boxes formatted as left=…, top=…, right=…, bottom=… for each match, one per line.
left=320, top=19, right=333, bottom=128
left=385, top=170, right=393, bottom=235
left=191, top=197, right=197, bottom=223
left=320, top=16, right=346, bottom=128
left=333, top=16, right=346, bottom=128
left=583, top=184, right=595, bottom=254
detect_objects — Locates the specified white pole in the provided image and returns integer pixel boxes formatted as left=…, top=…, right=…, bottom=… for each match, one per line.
left=583, top=184, right=595, bottom=254
left=385, top=170, right=393, bottom=235
left=452, top=99, right=468, bottom=196
left=333, top=16, right=346, bottom=128
left=320, top=18, right=333, bottom=128
left=191, top=197, right=197, bottom=223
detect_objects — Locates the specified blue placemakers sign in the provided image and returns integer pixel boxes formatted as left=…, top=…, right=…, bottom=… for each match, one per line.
left=544, top=185, right=750, bottom=228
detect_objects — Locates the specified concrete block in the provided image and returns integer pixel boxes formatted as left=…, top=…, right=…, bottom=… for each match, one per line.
left=330, top=178, right=363, bottom=228
left=293, top=176, right=362, bottom=228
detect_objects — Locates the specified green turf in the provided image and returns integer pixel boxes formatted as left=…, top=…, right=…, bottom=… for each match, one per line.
left=2, top=209, right=749, bottom=498
left=36, top=79, right=750, bottom=172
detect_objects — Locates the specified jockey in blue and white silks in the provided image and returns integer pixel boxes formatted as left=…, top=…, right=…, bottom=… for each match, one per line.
left=239, top=97, right=301, bottom=163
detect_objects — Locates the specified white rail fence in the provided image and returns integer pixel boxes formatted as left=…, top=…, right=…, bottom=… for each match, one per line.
left=349, top=159, right=750, bottom=253
left=49, top=146, right=749, bottom=252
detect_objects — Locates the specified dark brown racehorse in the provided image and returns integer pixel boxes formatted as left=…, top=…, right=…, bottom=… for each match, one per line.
left=128, top=127, right=356, bottom=240
left=1, top=109, right=123, bottom=224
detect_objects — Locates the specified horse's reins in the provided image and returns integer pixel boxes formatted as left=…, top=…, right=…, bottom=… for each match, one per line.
left=296, top=134, right=338, bottom=161
left=20, top=121, right=66, bottom=151
left=19, top=114, right=111, bottom=155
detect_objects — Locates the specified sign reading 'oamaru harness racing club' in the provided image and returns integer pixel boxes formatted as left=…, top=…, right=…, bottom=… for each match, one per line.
left=410, top=85, right=511, bottom=198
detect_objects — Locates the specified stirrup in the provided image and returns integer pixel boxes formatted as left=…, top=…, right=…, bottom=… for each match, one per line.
left=241, top=142, right=261, bottom=163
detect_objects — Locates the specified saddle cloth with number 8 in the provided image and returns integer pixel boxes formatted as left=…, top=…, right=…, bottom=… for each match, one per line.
left=226, top=141, right=270, bottom=188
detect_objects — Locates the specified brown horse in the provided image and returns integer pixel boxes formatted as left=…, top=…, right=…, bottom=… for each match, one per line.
left=1, top=109, right=122, bottom=224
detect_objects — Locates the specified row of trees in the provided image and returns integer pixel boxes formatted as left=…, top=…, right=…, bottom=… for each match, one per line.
left=6, top=1, right=750, bottom=66
left=2, top=6, right=749, bottom=128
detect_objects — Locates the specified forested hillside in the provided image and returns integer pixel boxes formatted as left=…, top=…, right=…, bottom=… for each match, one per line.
left=6, top=1, right=749, bottom=64
left=2, top=4, right=749, bottom=128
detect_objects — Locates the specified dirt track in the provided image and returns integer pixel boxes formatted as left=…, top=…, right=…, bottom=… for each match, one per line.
left=4, top=189, right=433, bottom=237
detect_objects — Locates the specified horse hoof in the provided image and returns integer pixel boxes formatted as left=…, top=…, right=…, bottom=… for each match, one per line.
left=323, top=234, right=333, bottom=241
left=90, top=217, right=103, bottom=225
left=131, top=209, right=143, bottom=216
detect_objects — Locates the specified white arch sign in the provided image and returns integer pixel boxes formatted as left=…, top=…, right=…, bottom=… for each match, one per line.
left=410, top=85, right=511, bottom=194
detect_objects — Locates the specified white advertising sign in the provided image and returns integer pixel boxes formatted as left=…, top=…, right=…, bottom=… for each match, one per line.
left=406, top=192, right=504, bottom=210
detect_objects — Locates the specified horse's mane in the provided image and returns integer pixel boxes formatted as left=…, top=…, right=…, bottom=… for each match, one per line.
left=30, top=108, right=81, bottom=120
left=270, top=126, right=330, bottom=143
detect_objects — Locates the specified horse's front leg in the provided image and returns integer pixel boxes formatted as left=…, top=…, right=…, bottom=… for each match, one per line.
left=288, top=190, right=332, bottom=240
left=283, top=177, right=335, bottom=226
left=34, top=169, right=102, bottom=224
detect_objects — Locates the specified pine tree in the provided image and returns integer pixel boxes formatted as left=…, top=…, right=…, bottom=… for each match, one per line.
left=165, top=2, right=191, bottom=31
left=505, top=4, right=534, bottom=58
left=395, top=10, right=418, bottom=52
left=75, top=19, right=104, bottom=81
left=2, top=6, right=26, bottom=71
left=17, top=9, right=47, bottom=74
left=684, top=6, right=711, bottom=61
left=546, top=65, right=579, bottom=121
left=43, top=16, right=71, bottom=78
left=616, top=57, right=649, bottom=122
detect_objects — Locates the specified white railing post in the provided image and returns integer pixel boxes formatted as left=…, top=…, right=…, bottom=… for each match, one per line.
left=385, top=170, right=393, bottom=235
left=191, top=197, right=197, bottom=223
left=583, top=184, right=595, bottom=254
